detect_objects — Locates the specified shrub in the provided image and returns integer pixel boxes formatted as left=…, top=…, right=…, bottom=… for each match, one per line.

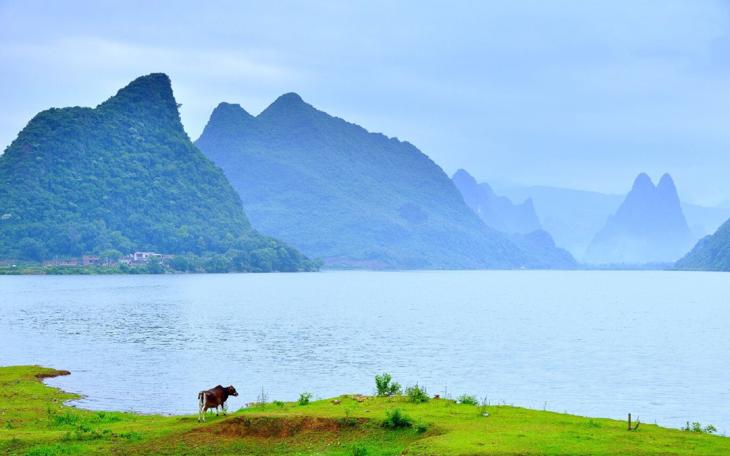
left=273, top=400, right=285, bottom=408
left=375, top=373, right=402, bottom=397
left=351, top=445, right=369, bottom=456
left=685, top=422, right=717, bottom=434
left=405, top=384, right=429, bottom=403
left=457, top=394, right=478, bottom=405
left=298, top=392, right=312, bottom=406
left=415, top=421, right=429, bottom=433
left=382, top=408, right=413, bottom=429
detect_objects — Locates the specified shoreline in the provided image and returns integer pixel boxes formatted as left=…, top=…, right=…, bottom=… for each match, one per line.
left=2, top=365, right=729, bottom=455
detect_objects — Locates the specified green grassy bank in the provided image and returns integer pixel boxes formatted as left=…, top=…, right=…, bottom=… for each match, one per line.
left=1, top=366, right=728, bottom=455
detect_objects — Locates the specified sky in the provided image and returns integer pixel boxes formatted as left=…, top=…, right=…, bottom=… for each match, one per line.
left=1, top=0, right=730, bottom=205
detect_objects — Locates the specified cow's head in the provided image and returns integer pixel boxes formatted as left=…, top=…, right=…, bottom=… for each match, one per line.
left=226, top=386, right=239, bottom=396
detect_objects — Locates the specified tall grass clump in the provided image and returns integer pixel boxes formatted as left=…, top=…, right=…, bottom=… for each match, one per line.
left=382, top=408, right=413, bottom=429
left=406, top=384, right=430, bottom=403
left=375, top=373, right=401, bottom=397
left=457, top=394, right=479, bottom=405
left=298, top=392, right=312, bottom=406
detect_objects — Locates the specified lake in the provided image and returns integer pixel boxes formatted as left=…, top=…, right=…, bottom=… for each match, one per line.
left=1, top=271, right=728, bottom=431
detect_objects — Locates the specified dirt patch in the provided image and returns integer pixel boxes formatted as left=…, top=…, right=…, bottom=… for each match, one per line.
left=35, top=369, right=71, bottom=380
left=196, top=415, right=369, bottom=439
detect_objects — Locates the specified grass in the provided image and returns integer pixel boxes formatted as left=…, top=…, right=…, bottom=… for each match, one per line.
left=1, top=366, right=730, bottom=455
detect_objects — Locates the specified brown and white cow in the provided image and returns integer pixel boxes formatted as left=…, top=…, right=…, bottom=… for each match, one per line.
left=198, top=385, right=238, bottom=422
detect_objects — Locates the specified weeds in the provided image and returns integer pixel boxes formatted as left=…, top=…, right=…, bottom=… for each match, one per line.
left=457, top=394, right=478, bottom=405
left=405, top=384, right=429, bottom=403
left=382, top=408, right=413, bottom=429
left=683, top=421, right=717, bottom=434
left=298, top=392, right=313, bottom=406
left=256, top=386, right=268, bottom=405
left=351, top=444, right=369, bottom=456
left=479, top=395, right=490, bottom=417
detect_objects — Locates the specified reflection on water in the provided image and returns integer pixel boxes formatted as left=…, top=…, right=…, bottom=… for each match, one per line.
left=1, top=270, right=729, bottom=431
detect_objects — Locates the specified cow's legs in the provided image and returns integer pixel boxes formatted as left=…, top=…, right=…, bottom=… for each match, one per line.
left=216, top=405, right=220, bottom=416
left=222, top=402, right=228, bottom=416
left=198, top=393, right=205, bottom=422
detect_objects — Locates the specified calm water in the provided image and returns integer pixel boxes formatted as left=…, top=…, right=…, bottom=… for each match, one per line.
left=1, top=271, right=728, bottom=431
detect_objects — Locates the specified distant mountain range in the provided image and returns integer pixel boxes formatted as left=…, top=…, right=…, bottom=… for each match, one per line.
left=196, top=95, right=576, bottom=269
left=452, top=169, right=541, bottom=234
left=4, top=73, right=728, bottom=272
left=584, top=173, right=692, bottom=264
left=493, top=181, right=730, bottom=261
left=0, top=74, right=315, bottom=272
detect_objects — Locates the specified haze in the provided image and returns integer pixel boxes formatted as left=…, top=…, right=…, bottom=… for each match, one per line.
left=2, top=0, right=730, bottom=205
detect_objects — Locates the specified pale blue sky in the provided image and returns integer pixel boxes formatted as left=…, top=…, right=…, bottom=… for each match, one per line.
left=2, top=0, right=730, bottom=205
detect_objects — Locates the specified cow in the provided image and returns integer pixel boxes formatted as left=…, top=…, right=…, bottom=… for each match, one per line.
left=197, top=385, right=238, bottom=422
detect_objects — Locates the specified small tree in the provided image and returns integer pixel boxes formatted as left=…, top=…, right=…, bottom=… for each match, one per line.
left=375, top=373, right=402, bottom=397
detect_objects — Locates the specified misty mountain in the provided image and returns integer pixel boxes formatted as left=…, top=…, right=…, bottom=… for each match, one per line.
left=0, top=74, right=315, bottom=271
left=493, top=182, right=730, bottom=260
left=196, top=95, right=575, bottom=269
left=452, top=169, right=541, bottom=234
left=584, top=173, right=692, bottom=264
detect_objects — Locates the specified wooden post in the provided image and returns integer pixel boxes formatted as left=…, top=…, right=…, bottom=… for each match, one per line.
left=628, top=413, right=632, bottom=431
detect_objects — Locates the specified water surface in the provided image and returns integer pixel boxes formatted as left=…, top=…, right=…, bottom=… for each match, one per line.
left=1, top=271, right=728, bottom=431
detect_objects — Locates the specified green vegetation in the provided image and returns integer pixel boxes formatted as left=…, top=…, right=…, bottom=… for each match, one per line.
left=405, top=384, right=430, bottom=404
left=675, top=218, right=730, bottom=271
left=2, top=365, right=730, bottom=455
left=456, top=394, right=479, bottom=406
left=195, top=97, right=575, bottom=270
left=374, top=373, right=401, bottom=397
left=0, top=74, right=317, bottom=273
left=683, top=422, right=718, bottom=435
left=297, top=393, right=312, bottom=406
left=382, top=409, right=413, bottom=429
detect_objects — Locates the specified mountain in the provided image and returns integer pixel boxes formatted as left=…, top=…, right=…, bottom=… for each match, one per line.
left=452, top=169, right=541, bottom=234
left=196, top=95, right=576, bottom=269
left=584, top=173, right=693, bottom=264
left=493, top=182, right=730, bottom=260
left=493, top=184, right=623, bottom=258
left=675, top=220, right=730, bottom=270
left=0, top=73, right=315, bottom=271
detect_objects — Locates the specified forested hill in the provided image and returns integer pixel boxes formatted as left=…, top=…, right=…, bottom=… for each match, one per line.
left=0, top=73, right=316, bottom=272
left=675, top=219, right=730, bottom=271
left=196, top=95, right=576, bottom=269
